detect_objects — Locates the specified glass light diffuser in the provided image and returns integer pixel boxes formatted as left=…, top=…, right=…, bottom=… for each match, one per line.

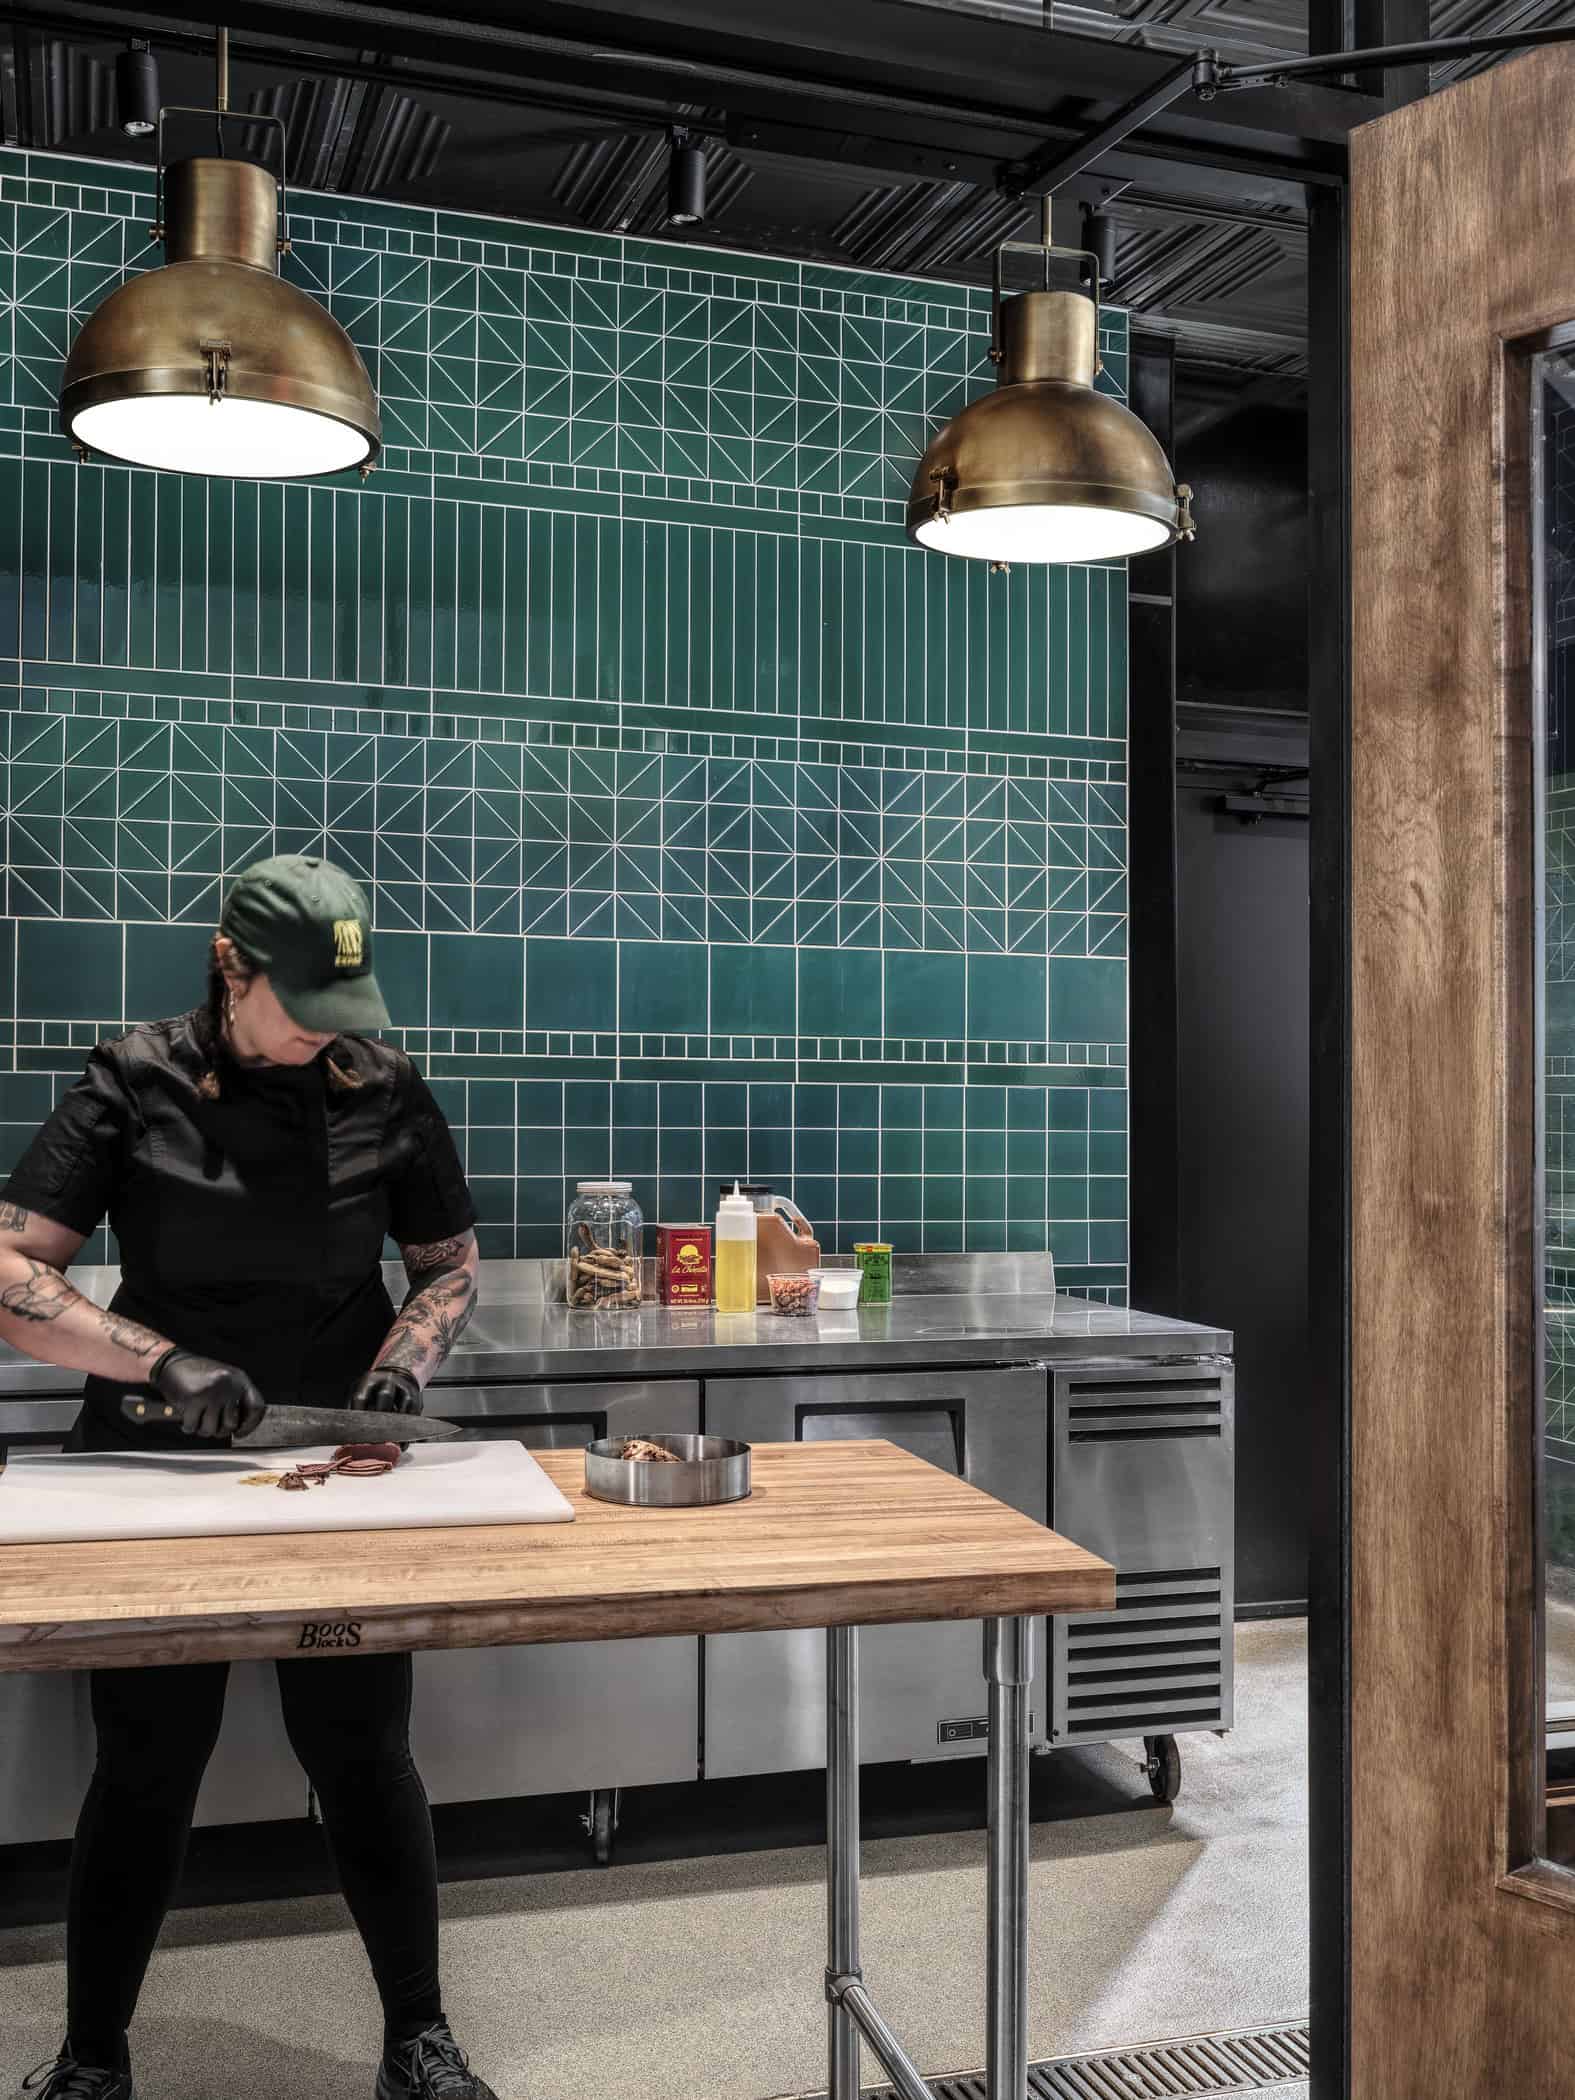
left=70, top=393, right=372, bottom=479
left=913, top=503, right=1172, bottom=565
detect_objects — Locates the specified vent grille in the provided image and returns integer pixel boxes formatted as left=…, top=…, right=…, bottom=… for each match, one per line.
left=836, top=2022, right=1310, bottom=2100
left=1056, top=1568, right=1226, bottom=1740
left=1064, top=1378, right=1225, bottom=1444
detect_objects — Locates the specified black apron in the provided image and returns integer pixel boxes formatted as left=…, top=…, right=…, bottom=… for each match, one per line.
left=1, top=1013, right=474, bottom=1452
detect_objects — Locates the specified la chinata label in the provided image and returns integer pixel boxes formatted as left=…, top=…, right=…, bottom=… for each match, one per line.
left=656, top=1223, right=713, bottom=1305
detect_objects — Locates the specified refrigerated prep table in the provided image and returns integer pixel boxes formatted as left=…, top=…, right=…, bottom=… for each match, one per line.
left=0, top=1440, right=1114, bottom=2100
left=0, top=1255, right=1233, bottom=1855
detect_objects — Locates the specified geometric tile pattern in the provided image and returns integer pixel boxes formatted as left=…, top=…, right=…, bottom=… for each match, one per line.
left=0, top=146, right=1130, bottom=1288
left=0, top=716, right=1127, bottom=954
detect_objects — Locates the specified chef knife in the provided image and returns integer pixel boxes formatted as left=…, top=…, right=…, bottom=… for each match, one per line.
left=119, top=1397, right=466, bottom=1446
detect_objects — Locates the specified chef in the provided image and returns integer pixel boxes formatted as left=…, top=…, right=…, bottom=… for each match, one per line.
left=0, top=856, right=495, bottom=2100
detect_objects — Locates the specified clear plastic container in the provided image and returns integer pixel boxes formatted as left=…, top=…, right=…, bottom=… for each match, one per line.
left=810, top=1268, right=862, bottom=1311
left=767, top=1272, right=821, bottom=1317
left=566, top=1181, right=644, bottom=1310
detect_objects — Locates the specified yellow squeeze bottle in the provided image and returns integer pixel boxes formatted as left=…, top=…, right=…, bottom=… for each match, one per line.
left=714, top=1182, right=757, bottom=1312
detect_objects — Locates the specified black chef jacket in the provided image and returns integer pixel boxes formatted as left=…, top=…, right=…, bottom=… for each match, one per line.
left=0, top=1012, right=476, bottom=1452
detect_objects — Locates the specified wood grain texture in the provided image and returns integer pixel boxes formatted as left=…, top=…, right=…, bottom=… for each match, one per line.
left=0, top=1440, right=1113, bottom=1673
left=1351, top=45, right=1575, bottom=2100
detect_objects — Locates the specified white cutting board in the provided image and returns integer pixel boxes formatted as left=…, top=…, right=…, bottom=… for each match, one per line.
left=0, top=1441, right=575, bottom=1545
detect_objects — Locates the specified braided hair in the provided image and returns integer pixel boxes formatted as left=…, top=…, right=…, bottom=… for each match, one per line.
left=196, top=936, right=363, bottom=1099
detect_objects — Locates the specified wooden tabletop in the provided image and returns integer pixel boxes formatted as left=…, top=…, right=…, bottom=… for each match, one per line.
left=0, top=1441, right=1113, bottom=1673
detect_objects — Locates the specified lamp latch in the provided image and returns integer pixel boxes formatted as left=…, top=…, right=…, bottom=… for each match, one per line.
left=929, top=466, right=957, bottom=523
left=1176, top=482, right=1197, bottom=542
left=200, top=339, right=232, bottom=405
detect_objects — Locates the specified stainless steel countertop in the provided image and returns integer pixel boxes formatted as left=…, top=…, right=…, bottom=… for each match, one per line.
left=430, top=1292, right=1231, bottom=1380
left=0, top=1282, right=1230, bottom=1401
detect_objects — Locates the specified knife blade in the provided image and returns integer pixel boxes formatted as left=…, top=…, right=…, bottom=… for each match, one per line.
left=120, top=1398, right=466, bottom=1446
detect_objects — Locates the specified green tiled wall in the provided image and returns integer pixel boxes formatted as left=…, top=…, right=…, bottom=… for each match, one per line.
left=0, top=146, right=1129, bottom=1289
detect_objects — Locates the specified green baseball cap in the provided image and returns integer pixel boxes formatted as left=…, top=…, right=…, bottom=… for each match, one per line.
left=220, top=854, right=390, bottom=1033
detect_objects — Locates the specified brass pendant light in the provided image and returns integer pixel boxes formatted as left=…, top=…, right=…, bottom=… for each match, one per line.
left=61, top=29, right=380, bottom=481
left=908, top=211, right=1192, bottom=566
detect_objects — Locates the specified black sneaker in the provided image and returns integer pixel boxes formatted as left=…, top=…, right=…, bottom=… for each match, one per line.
left=19, top=2054, right=134, bottom=2100
left=375, top=2022, right=497, bottom=2100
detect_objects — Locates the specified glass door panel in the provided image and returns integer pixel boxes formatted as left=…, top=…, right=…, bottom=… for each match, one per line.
left=1535, top=347, right=1575, bottom=1853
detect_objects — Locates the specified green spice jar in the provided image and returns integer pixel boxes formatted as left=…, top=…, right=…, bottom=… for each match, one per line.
left=853, top=1242, right=893, bottom=1305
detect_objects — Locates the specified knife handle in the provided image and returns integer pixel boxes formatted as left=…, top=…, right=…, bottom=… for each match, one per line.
left=122, top=1395, right=181, bottom=1428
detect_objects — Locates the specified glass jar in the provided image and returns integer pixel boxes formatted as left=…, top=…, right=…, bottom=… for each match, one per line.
left=566, top=1181, right=644, bottom=1310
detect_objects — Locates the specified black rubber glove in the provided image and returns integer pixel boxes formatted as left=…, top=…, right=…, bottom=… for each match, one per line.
left=148, top=1348, right=268, bottom=1442
left=348, top=1366, right=423, bottom=1416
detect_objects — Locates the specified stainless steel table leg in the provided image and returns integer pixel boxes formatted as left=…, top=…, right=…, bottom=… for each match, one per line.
left=985, top=1615, right=1034, bottom=2100
left=826, top=1622, right=861, bottom=2100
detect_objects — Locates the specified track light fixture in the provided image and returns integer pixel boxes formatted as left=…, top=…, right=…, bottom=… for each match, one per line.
left=60, top=27, right=380, bottom=480
left=665, top=129, right=707, bottom=229
left=115, top=38, right=159, bottom=139
left=1081, top=207, right=1118, bottom=294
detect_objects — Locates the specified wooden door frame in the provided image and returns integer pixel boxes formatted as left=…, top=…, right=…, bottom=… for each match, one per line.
left=1347, top=48, right=1575, bottom=2099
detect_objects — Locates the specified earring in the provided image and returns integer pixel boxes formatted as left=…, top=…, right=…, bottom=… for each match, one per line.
left=225, top=985, right=237, bottom=1029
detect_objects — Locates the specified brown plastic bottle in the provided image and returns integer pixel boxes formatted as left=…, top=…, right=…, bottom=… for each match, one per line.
left=753, top=1195, right=820, bottom=1303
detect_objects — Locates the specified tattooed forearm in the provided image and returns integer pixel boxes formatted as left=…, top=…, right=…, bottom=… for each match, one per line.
left=0, top=1261, right=163, bottom=1358
left=0, top=1256, right=171, bottom=1380
left=375, top=1263, right=478, bottom=1386
left=102, top=1308, right=167, bottom=1359
left=0, top=1259, right=73, bottom=1324
left=403, top=1234, right=467, bottom=1276
left=0, top=1201, right=31, bottom=1232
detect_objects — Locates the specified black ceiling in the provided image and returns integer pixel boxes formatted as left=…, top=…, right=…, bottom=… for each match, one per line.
left=3, top=0, right=1570, bottom=380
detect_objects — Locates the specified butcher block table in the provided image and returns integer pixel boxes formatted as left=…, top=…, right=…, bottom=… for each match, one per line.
left=0, top=1438, right=1113, bottom=2100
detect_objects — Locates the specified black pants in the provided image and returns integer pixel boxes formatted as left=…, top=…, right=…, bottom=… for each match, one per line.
left=67, top=1653, right=443, bottom=2072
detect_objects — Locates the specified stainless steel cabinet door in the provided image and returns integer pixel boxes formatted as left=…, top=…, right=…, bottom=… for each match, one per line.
left=410, top=1380, right=702, bottom=1802
left=1049, top=1363, right=1235, bottom=1743
left=703, top=1368, right=1048, bottom=1778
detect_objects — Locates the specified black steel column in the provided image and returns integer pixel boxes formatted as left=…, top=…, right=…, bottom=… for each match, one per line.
left=1305, top=6, right=1427, bottom=2097
left=1127, top=331, right=1181, bottom=1315
left=1304, top=153, right=1352, bottom=2100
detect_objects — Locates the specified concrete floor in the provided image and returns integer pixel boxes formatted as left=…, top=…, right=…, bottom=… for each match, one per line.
left=0, top=1620, right=1309, bottom=2100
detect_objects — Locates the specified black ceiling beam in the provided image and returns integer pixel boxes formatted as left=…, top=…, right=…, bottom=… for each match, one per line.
left=726, top=105, right=1336, bottom=203
left=520, top=0, right=1360, bottom=146
left=999, top=20, right=1575, bottom=204
left=47, top=0, right=1360, bottom=193
left=1006, top=55, right=1204, bottom=198
left=0, top=6, right=714, bottom=152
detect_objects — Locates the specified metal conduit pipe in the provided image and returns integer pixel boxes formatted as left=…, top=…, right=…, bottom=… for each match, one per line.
left=825, top=1624, right=862, bottom=2100
left=829, top=1977, right=936, bottom=2100
left=986, top=1615, right=1034, bottom=2100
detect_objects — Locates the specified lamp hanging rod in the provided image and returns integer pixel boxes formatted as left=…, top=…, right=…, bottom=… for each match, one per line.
left=1217, top=23, right=1575, bottom=90
left=1008, top=23, right=1575, bottom=195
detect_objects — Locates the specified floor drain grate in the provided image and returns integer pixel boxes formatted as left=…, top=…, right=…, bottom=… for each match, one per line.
left=843, top=2022, right=1310, bottom=2100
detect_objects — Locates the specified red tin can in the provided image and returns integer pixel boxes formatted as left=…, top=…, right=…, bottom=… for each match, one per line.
left=656, top=1224, right=713, bottom=1306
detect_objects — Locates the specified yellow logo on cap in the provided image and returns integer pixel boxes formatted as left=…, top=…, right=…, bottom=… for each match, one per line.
left=333, top=919, right=364, bottom=968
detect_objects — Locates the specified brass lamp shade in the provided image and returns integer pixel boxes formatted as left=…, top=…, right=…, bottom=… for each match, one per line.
left=907, top=288, right=1191, bottom=565
left=61, top=158, right=380, bottom=479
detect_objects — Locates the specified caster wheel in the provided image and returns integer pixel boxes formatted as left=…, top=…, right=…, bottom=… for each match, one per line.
left=590, top=1788, right=617, bottom=1865
left=1144, top=1734, right=1181, bottom=1804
